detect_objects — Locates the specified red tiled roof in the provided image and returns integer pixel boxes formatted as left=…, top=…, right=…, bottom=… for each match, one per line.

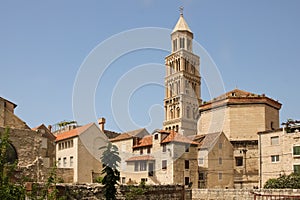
left=161, top=130, right=199, bottom=145
left=200, top=88, right=282, bottom=111
left=55, top=123, right=93, bottom=142
left=109, top=128, right=147, bottom=142
left=126, top=155, right=155, bottom=162
left=133, top=135, right=152, bottom=148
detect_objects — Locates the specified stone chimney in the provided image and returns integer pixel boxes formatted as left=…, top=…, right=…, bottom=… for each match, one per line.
left=98, top=118, right=106, bottom=131
left=48, top=125, right=52, bottom=132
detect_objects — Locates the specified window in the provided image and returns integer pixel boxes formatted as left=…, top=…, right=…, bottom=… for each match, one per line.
left=219, top=157, right=222, bottom=165
left=180, top=37, right=185, bottom=49
left=185, top=144, right=189, bottom=152
left=199, top=172, right=204, bottom=180
left=294, top=165, right=300, bottom=174
left=140, top=161, right=147, bottom=171
left=271, top=155, right=280, bottom=163
left=162, top=160, right=167, bottom=170
left=271, top=136, right=279, bottom=145
left=173, top=39, right=177, bottom=51
left=184, top=177, right=190, bottom=185
left=63, top=157, right=67, bottom=167
left=70, top=156, right=74, bottom=167
left=154, top=134, right=158, bottom=140
left=162, top=144, right=167, bottom=152
left=122, top=177, right=126, bottom=184
left=147, top=147, right=151, bottom=154
left=294, top=146, right=300, bottom=156
left=57, top=158, right=61, bottom=167
left=140, top=148, right=143, bottom=155
left=185, top=160, right=189, bottom=169
left=187, top=39, right=191, bottom=51
left=218, top=172, right=222, bottom=180
left=235, top=157, right=243, bottom=166
left=218, top=142, right=222, bottom=149
left=58, top=143, right=62, bottom=150
left=134, top=162, right=139, bottom=171
left=198, top=157, right=204, bottom=165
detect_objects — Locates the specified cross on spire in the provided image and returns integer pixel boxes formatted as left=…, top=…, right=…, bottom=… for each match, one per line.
left=179, top=6, right=184, bottom=16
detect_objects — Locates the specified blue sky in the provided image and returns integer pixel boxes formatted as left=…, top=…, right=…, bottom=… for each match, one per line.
left=1, top=1, right=299, bottom=132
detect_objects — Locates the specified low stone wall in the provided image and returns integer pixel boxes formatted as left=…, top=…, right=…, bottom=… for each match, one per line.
left=192, top=189, right=300, bottom=200
left=27, top=183, right=187, bottom=200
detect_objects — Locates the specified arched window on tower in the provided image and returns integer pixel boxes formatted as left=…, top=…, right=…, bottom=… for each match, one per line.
left=170, top=109, right=174, bottom=119
left=173, top=39, right=177, bottom=52
left=180, top=37, right=185, bottom=49
left=176, top=125, right=179, bottom=132
left=176, top=107, right=180, bottom=118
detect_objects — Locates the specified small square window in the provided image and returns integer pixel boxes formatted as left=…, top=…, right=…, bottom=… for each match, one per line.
left=218, top=142, right=222, bottom=149
left=162, top=160, right=167, bottom=170
left=218, top=172, right=222, bottom=180
left=271, top=155, right=279, bottom=163
left=271, top=136, right=279, bottom=145
left=293, top=146, right=300, bottom=156
left=294, top=165, right=300, bottom=174
left=162, top=144, right=167, bottom=152
left=198, top=157, right=204, bottom=165
left=154, top=134, right=158, bottom=140
left=185, top=177, right=190, bottom=185
left=235, top=157, right=243, bottom=166
left=199, top=172, right=204, bottom=180
left=147, top=147, right=151, bottom=154
left=122, top=177, right=126, bottom=184
left=140, top=161, right=147, bottom=171
left=185, top=160, right=189, bottom=169
left=134, top=162, right=139, bottom=172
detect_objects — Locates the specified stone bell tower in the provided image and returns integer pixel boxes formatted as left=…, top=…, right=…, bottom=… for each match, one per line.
left=163, top=9, right=201, bottom=136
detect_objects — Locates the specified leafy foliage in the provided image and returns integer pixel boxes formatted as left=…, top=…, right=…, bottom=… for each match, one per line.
left=264, top=173, right=300, bottom=189
left=0, top=127, right=25, bottom=200
left=100, top=142, right=121, bottom=200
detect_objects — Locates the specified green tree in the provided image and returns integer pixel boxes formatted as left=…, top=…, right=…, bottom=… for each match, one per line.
left=0, top=127, right=25, bottom=199
left=100, top=142, right=120, bottom=200
left=264, top=173, right=300, bottom=189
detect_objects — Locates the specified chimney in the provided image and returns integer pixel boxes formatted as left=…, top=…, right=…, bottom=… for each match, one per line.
left=98, top=118, right=106, bottom=131
left=48, top=125, right=52, bottom=132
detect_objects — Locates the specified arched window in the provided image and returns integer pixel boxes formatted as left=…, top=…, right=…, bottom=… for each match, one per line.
left=170, top=109, right=174, bottom=119
left=176, top=107, right=180, bottom=118
left=0, top=142, right=18, bottom=165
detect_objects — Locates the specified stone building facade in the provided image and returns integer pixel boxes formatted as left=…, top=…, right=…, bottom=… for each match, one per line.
left=111, top=129, right=199, bottom=188
left=258, top=123, right=300, bottom=187
left=197, top=89, right=282, bottom=188
left=55, top=123, right=106, bottom=183
left=195, top=132, right=234, bottom=189
left=0, top=97, right=56, bottom=182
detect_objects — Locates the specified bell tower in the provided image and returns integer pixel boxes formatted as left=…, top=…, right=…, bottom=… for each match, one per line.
left=163, top=9, right=201, bottom=136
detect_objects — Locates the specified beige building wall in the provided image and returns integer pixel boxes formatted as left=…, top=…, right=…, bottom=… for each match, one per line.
left=56, top=137, right=78, bottom=182
left=198, top=133, right=234, bottom=189
left=259, top=129, right=300, bottom=187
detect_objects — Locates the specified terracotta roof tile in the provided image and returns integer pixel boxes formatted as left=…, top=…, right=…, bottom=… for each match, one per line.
left=126, top=155, right=155, bottom=162
left=55, top=123, right=93, bottom=142
left=133, top=135, right=152, bottom=148
left=110, top=128, right=147, bottom=142
left=161, top=130, right=199, bottom=145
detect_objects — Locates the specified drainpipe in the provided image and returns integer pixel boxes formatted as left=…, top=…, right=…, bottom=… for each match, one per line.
left=259, top=133, right=262, bottom=188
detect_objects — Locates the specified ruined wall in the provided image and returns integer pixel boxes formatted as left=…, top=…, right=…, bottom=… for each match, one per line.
left=0, top=127, right=55, bottom=182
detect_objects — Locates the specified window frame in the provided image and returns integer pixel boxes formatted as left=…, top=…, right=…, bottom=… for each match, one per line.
left=271, top=155, right=280, bottom=163
left=162, top=160, right=167, bottom=170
